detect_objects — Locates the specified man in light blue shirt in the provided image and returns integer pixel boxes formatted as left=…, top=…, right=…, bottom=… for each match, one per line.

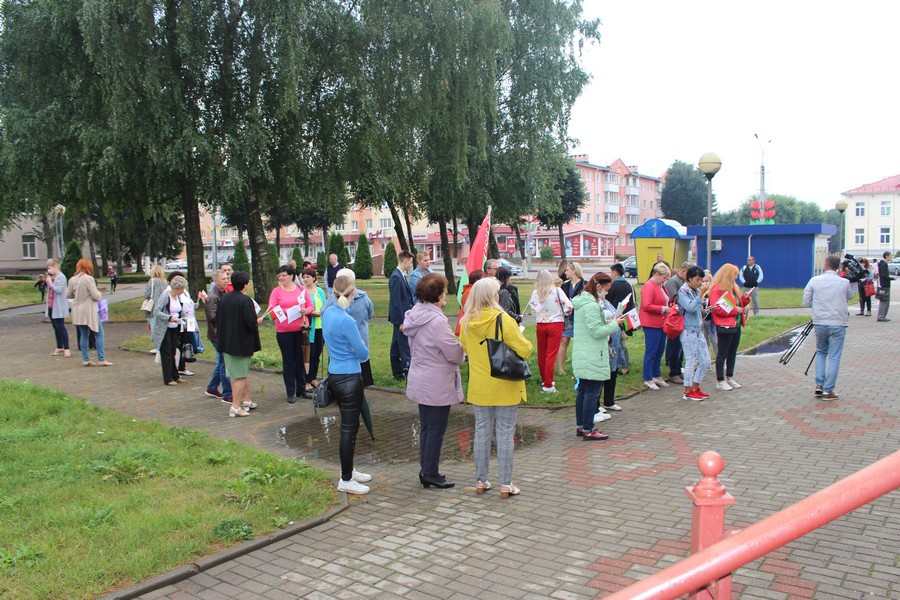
left=408, top=251, right=433, bottom=304
left=802, top=254, right=857, bottom=400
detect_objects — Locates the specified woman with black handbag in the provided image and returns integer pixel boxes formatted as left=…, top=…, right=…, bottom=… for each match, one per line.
left=458, top=277, right=533, bottom=499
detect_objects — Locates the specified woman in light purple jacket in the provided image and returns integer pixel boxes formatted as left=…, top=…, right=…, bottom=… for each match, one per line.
left=402, top=273, right=465, bottom=490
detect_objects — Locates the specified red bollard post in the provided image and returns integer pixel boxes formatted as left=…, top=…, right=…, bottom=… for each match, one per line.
left=684, top=451, right=736, bottom=600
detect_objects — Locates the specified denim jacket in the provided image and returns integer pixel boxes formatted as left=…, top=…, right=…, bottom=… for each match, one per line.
left=677, top=283, right=704, bottom=333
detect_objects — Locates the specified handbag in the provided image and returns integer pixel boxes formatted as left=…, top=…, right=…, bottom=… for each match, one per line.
left=181, top=340, right=196, bottom=363
left=662, top=299, right=684, bottom=340
left=864, top=282, right=876, bottom=297
left=314, top=377, right=332, bottom=410
left=875, top=287, right=890, bottom=301
left=479, top=313, right=532, bottom=381
left=140, top=298, right=154, bottom=312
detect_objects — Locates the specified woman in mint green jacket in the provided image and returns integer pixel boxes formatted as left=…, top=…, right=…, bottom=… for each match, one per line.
left=572, top=272, right=625, bottom=440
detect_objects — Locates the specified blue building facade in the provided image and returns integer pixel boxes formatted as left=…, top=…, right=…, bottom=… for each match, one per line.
left=686, top=224, right=835, bottom=288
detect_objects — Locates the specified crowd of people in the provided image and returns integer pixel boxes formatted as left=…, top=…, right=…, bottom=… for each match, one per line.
left=40, top=247, right=891, bottom=498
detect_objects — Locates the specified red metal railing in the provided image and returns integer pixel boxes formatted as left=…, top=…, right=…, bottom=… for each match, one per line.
left=604, top=449, right=900, bottom=600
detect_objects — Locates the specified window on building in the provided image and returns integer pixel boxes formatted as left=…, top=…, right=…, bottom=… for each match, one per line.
left=596, top=193, right=602, bottom=204
left=605, top=191, right=619, bottom=205
left=606, top=173, right=619, bottom=184
left=380, top=242, right=386, bottom=250
left=380, top=218, right=393, bottom=228
left=855, top=229, right=865, bottom=245
left=604, top=213, right=619, bottom=224
left=881, top=201, right=891, bottom=216
left=334, top=223, right=345, bottom=232
left=22, top=235, right=37, bottom=259
left=574, top=214, right=582, bottom=223
left=351, top=220, right=358, bottom=231
left=586, top=213, right=591, bottom=223
left=366, top=219, right=373, bottom=229
left=880, top=227, right=891, bottom=245
left=855, top=202, right=865, bottom=217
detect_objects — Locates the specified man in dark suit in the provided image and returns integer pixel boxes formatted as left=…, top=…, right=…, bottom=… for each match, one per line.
left=876, top=251, right=893, bottom=321
left=389, top=250, right=414, bottom=379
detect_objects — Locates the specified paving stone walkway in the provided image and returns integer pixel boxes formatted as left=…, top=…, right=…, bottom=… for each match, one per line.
left=1, top=294, right=898, bottom=600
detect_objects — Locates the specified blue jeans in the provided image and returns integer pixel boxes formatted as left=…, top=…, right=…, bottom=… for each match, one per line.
left=206, top=341, right=232, bottom=399
left=814, top=325, right=846, bottom=393
left=76, top=323, right=105, bottom=362
left=642, top=327, right=666, bottom=381
left=575, top=378, right=603, bottom=432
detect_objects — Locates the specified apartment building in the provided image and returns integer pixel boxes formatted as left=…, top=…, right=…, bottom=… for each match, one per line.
left=842, top=174, right=900, bottom=258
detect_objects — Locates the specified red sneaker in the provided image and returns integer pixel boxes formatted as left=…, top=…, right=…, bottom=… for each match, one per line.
left=694, top=388, right=710, bottom=399
left=682, top=389, right=704, bottom=401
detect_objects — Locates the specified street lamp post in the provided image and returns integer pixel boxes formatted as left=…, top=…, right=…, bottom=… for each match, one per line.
left=698, top=153, right=722, bottom=271
left=835, top=199, right=848, bottom=256
left=754, top=134, right=772, bottom=224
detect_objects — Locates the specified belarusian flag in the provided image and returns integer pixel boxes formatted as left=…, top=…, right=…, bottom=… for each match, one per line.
left=716, top=293, right=737, bottom=314
left=623, top=309, right=640, bottom=331
left=456, top=206, right=492, bottom=304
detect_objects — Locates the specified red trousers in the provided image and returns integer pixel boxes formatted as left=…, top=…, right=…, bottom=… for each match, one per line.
left=536, top=322, right=564, bottom=388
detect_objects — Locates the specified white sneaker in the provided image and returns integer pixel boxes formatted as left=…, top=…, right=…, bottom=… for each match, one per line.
left=594, top=411, right=611, bottom=423
left=644, top=380, right=660, bottom=391
left=653, top=378, right=670, bottom=387
left=726, top=379, right=741, bottom=389
left=716, top=381, right=733, bottom=391
left=179, top=370, right=194, bottom=377
left=599, top=406, right=608, bottom=413
left=351, top=469, right=372, bottom=483
left=541, top=385, right=557, bottom=393
left=607, top=404, right=623, bottom=411
left=337, top=479, right=370, bottom=494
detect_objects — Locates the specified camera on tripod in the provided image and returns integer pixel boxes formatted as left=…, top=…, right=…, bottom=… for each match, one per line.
left=841, top=253, right=866, bottom=283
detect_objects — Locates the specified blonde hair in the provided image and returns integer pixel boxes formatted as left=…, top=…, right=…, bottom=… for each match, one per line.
left=652, top=263, right=671, bottom=277
left=535, top=269, right=554, bottom=303
left=701, top=271, right=713, bottom=297
left=332, top=275, right=356, bottom=309
left=568, top=262, right=584, bottom=281
left=416, top=250, right=429, bottom=262
left=150, top=264, right=165, bottom=280
left=710, top=263, right=741, bottom=295
left=459, top=277, right=501, bottom=334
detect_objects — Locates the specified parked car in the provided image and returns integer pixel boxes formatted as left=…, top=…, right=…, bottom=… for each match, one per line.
left=165, top=259, right=188, bottom=271
left=888, top=257, right=900, bottom=276
left=499, top=258, right=523, bottom=276
left=621, top=256, right=638, bottom=278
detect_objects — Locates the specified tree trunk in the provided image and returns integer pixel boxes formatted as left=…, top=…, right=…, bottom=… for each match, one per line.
left=387, top=200, right=408, bottom=251
left=113, top=218, right=123, bottom=275
left=557, top=224, right=567, bottom=260
left=488, top=228, right=499, bottom=259
left=438, top=219, right=456, bottom=294
left=181, top=177, right=206, bottom=296
left=403, top=207, right=415, bottom=253
left=40, top=213, right=54, bottom=259
left=452, top=215, right=459, bottom=260
left=244, top=190, right=274, bottom=303
left=134, top=250, right=144, bottom=273
left=303, top=231, right=310, bottom=256
left=98, top=211, right=109, bottom=275
left=86, top=222, right=98, bottom=276
left=513, top=223, right=526, bottom=260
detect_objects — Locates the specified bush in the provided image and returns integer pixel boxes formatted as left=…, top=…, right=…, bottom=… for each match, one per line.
left=329, top=232, right=351, bottom=268
left=291, top=247, right=303, bottom=265
left=353, top=234, right=373, bottom=279
left=539, top=246, right=555, bottom=261
left=0, top=274, right=36, bottom=280
left=316, top=251, right=326, bottom=277
left=116, top=274, right=150, bottom=284
left=60, top=240, right=82, bottom=279
left=232, top=241, right=250, bottom=273
left=383, top=242, right=397, bottom=276
left=267, top=244, right=279, bottom=274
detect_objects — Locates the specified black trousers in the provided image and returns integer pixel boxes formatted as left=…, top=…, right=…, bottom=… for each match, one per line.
left=715, top=327, right=741, bottom=381
left=666, top=335, right=683, bottom=377
left=602, top=370, right=619, bottom=407
left=419, top=404, right=451, bottom=478
left=276, top=331, right=306, bottom=397
left=390, top=324, right=411, bottom=378
left=307, top=333, right=324, bottom=383
left=858, top=283, right=872, bottom=313
left=160, top=327, right=182, bottom=384
left=328, top=373, right=364, bottom=481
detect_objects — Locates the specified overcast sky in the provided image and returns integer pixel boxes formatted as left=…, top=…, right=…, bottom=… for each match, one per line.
left=568, top=1, right=900, bottom=213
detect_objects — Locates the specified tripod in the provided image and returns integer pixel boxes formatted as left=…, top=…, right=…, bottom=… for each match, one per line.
left=779, top=320, right=815, bottom=375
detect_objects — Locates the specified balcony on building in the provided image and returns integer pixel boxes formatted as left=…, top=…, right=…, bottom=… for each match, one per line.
left=603, top=182, right=618, bottom=193
left=626, top=205, right=641, bottom=216
left=625, top=185, right=640, bottom=196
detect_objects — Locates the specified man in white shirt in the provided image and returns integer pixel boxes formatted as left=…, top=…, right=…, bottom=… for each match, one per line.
left=802, top=254, right=856, bottom=400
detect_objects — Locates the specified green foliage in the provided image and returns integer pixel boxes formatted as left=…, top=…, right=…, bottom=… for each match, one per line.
left=268, top=244, right=280, bottom=274
left=536, top=163, right=589, bottom=259
left=205, top=451, right=235, bottom=465
left=0, top=546, right=44, bottom=575
left=212, top=519, right=254, bottom=543
left=328, top=232, right=350, bottom=267
left=660, top=161, right=710, bottom=226
left=60, top=240, right=82, bottom=279
left=540, top=245, right=555, bottom=261
left=232, top=240, right=250, bottom=274
left=291, top=247, right=303, bottom=265
left=383, top=242, right=398, bottom=276
left=115, top=274, right=150, bottom=284
left=353, top=234, right=373, bottom=279
left=316, top=251, right=326, bottom=276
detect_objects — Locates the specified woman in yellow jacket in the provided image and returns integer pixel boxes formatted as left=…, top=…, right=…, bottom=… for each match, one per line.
left=459, top=277, right=533, bottom=498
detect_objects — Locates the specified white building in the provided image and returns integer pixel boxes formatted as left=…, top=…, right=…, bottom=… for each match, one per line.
left=842, top=174, right=900, bottom=259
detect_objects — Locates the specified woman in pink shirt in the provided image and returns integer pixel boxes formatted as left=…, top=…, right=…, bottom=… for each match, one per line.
left=261, top=265, right=314, bottom=402
left=639, top=263, right=672, bottom=390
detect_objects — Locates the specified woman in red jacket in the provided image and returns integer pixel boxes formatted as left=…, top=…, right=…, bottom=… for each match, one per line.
left=708, top=264, right=751, bottom=391
left=639, top=263, right=672, bottom=390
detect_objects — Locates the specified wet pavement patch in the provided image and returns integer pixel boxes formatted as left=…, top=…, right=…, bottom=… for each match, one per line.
left=742, top=328, right=805, bottom=355
left=280, top=409, right=547, bottom=467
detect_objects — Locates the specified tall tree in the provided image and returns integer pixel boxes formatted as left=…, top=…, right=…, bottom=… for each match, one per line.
left=536, top=163, right=587, bottom=259
left=660, top=161, right=711, bottom=226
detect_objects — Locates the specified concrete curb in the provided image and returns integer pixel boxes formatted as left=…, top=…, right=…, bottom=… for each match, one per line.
left=97, top=494, right=351, bottom=600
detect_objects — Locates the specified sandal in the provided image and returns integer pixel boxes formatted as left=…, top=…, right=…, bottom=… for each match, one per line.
left=241, top=401, right=258, bottom=410
left=95, top=361, right=114, bottom=367
left=82, top=361, right=95, bottom=367
left=475, top=480, right=492, bottom=495
left=500, top=484, right=520, bottom=499
left=51, top=349, right=63, bottom=357
left=166, top=381, right=179, bottom=386
left=229, top=407, right=250, bottom=418
left=63, top=350, right=71, bottom=357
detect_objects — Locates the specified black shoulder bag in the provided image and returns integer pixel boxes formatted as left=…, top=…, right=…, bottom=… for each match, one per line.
left=480, top=313, right=532, bottom=381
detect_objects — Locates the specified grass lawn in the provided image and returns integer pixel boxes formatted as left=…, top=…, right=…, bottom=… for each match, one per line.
left=0, top=381, right=337, bottom=599
left=123, top=315, right=810, bottom=406
left=0, top=281, right=44, bottom=308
